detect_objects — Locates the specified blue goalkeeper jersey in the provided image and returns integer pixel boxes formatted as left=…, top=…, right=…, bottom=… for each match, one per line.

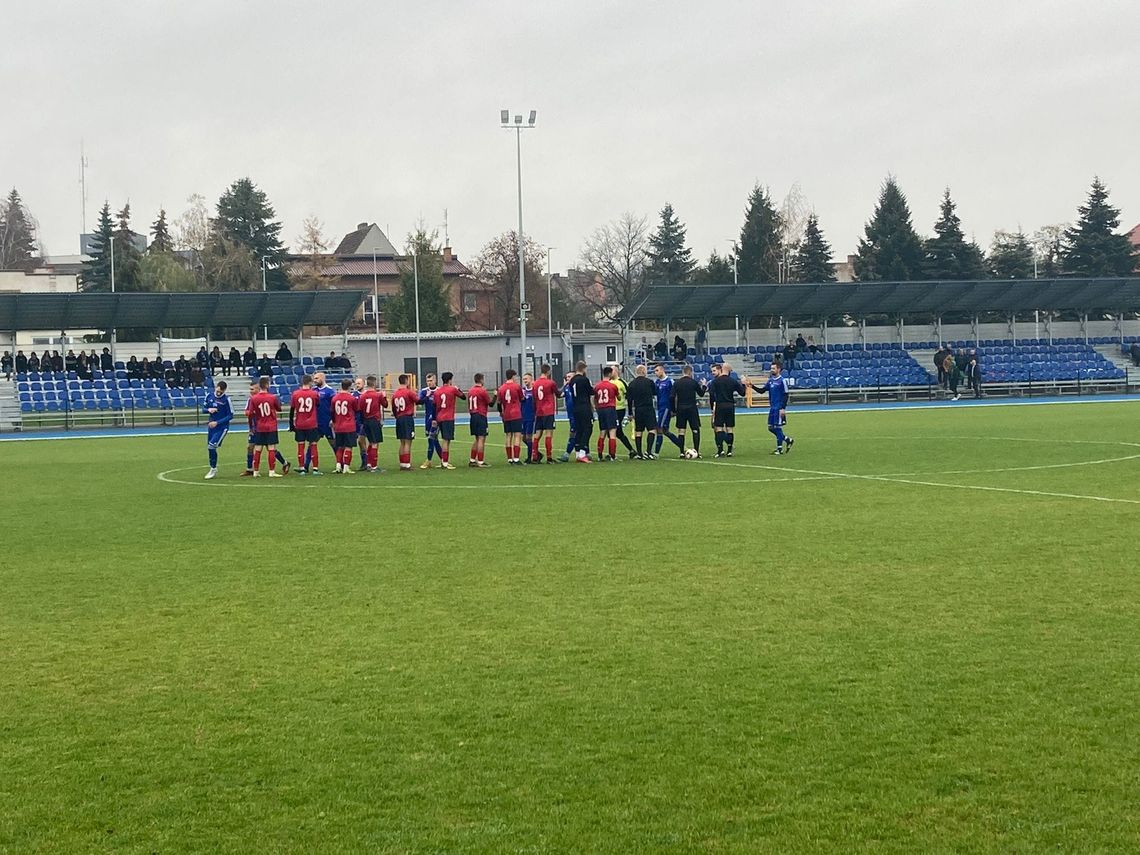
left=521, top=386, right=535, bottom=423
left=315, top=383, right=336, bottom=428
left=654, top=377, right=673, bottom=412
left=203, top=392, right=234, bottom=431
left=419, top=386, right=437, bottom=423
left=760, top=375, right=789, bottom=410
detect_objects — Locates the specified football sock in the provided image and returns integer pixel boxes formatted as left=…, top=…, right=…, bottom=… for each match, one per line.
left=269, top=453, right=276, bottom=472
left=310, top=445, right=319, bottom=469
left=441, top=448, right=449, bottom=463
left=715, top=430, right=724, bottom=452
left=597, top=437, right=604, bottom=457
left=545, top=436, right=553, bottom=460
left=297, top=443, right=306, bottom=469
left=692, top=428, right=701, bottom=452
left=609, top=438, right=617, bottom=458
left=246, top=450, right=254, bottom=470
left=617, top=429, right=633, bottom=452
left=726, top=434, right=734, bottom=450
left=369, top=446, right=378, bottom=468
left=253, top=450, right=261, bottom=471
left=513, top=444, right=521, bottom=461
left=670, top=431, right=684, bottom=450
left=774, top=427, right=786, bottom=446
left=275, top=450, right=286, bottom=466
left=654, top=434, right=664, bottom=453
left=208, top=448, right=218, bottom=467
left=566, top=435, right=576, bottom=454
left=343, top=449, right=351, bottom=468
left=523, top=437, right=532, bottom=459
left=478, top=448, right=485, bottom=463
left=635, top=435, right=643, bottom=456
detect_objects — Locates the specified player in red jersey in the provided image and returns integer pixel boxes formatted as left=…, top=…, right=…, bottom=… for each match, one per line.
left=289, top=374, right=323, bottom=475
left=593, top=365, right=620, bottom=461
left=390, top=374, right=418, bottom=470
left=531, top=363, right=560, bottom=464
left=497, top=369, right=524, bottom=465
left=358, top=375, right=388, bottom=472
left=245, top=376, right=284, bottom=477
left=430, top=371, right=465, bottom=470
left=466, top=373, right=495, bottom=467
left=330, top=378, right=360, bottom=474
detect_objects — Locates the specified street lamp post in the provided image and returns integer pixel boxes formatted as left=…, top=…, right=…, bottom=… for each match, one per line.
left=546, top=246, right=555, bottom=366
left=501, top=108, right=536, bottom=374
left=413, top=251, right=422, bottom=384
left=260, top=256, right=270, bottom=343
left=109, top=234, right=117, bottom=363
left=372, top=249, right=382, bottom=378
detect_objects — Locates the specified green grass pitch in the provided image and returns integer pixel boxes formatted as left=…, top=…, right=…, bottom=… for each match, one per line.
left=2, top=402, right=1139, bottom=853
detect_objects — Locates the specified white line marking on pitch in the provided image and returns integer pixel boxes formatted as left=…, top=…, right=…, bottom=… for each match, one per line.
left=156, top=464, right=842, bottom=491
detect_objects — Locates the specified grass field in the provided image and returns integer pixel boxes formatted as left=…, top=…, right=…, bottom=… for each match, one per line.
left=2, top=401, right=1140, bottom=853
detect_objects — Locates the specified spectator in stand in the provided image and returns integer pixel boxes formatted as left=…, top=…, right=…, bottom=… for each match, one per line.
left=955, top=348, right=968, bottom=382
left=795, top=333, right=808, bottom=353
left=100, top=347, right=113, bottom=371
left=196, top=346, right=209, bottom=368
left=782, top=340, right=796, bottom=371
left=257, top=354, right=273, bottom=377
left=174, top=355, right=191, bottom=387
left=50, top=351, right=62, bottom=372
left=228, top=347, right=242, bottom=376
left=189, top=362, right=204, bottom=387
left=1130, top=343, right=1140, bottom=367
left=807, top=336, right=820, bottom=354
left=275, top=342, right=293, bottom=362
left=933, top=344, right=950, bottom=388
left=28, top=351, right=41, bottom=372
left=1, top=351, right=12, bottom=380
left=654, top=337, right=668, bottom=359
left=164, top=362, right=178, bottom=388
left=695, top=324, right=708, bottom=357
left=76, top=351, right=89, bottom=379
left=65, top=349, right=78, bottom=372
left=140, top=357, right=154, bottom=379
left=672, top=335, right=687, bottom=361
left=242, top=346, right=256, bottom=369
left=14, top=350, right=28, bottom=374
left=966, top=349, right=982, bottom=398
left=327, top=351, right=339, bottom=370
left=127, top=355, right=141, bottom=378
left=943, top=351, right=961, bottom=400
left=639, top=337, right=652, bottom=359
left=210, top=346, right=225, bottom=375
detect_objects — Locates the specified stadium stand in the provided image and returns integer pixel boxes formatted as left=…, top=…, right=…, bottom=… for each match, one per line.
left=11, top=355, right=351, bottom=419
left=908, top=339, right=1128, bottom=383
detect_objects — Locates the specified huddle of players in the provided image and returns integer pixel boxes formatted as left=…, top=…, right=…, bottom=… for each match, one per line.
left=206, top=359, right=795, bottom=477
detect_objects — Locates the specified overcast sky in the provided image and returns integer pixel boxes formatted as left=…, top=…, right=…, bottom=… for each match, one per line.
left=5, top=0, right=1139, bottom=272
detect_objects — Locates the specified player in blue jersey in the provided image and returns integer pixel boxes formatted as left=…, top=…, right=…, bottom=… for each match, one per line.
left=203, top=380, right=234, bottom=480
left=651, top=363, right=683, bottom=456
left=313, top=370, right=337, bottom=457
left=558, top=372, right=576, bottom=462
left=418, top=373, right=443, bottom=469
left=753, top=360, right=794, bottom=454
left=520, top=373, right=536, bottom=464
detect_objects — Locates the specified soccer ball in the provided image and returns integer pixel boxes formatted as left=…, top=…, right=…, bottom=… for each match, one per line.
left=684, top=448, right=699, bottom=459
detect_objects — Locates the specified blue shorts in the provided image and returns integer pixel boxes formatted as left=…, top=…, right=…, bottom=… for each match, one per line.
left=522, top=420, right=535, bottom=436
left=207, top=427, right=229, bottom=449
left=656, top=408, right=672, bottom=430
left=768, top=409, right=786, bottom=428
left=318, top=422, right=334, bottom=441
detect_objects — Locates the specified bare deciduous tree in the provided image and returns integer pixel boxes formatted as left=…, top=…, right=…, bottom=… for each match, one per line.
left=473, top=231, right=548, bottom=331
left=290, top=215, right=337, bottom=290
left=574, top=212, right=649, bottom=323
left=173, top=193, right=210, bottom=253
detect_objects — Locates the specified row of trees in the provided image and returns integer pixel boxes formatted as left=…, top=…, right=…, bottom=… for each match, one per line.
left=79, top=178, right=290, bottom=293
left=566, top=177, right=1138, bottom=322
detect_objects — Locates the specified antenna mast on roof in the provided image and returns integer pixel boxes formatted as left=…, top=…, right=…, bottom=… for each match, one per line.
left=443, top=208, right=449, bottom=246
left=79, top=139, right=89, bottom=235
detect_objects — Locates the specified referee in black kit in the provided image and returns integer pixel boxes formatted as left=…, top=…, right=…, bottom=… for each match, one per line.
left=569, top=361, right=595, bottom=462
left=671, top=364, right=707, bottom=458
left=710, top=361, right=747, bottom=457
left=625, top=364, right=657, bottom=459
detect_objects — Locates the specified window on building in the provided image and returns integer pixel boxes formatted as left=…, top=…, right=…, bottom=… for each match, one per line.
left=462, top=292, right=478, bottom=313
left=363, top=295, right=379, bottom=324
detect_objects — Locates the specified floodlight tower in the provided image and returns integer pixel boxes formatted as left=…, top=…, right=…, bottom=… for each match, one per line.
left=501, top=108, right=537, bottom=373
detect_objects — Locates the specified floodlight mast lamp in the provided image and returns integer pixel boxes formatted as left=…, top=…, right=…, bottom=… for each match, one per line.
left=501, top=108, right=537, bottom=374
